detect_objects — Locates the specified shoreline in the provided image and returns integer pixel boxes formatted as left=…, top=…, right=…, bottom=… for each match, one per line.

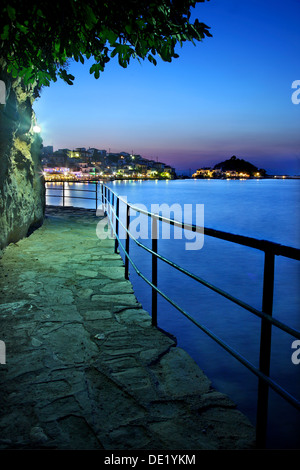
left=44, top=175, right=300, bottom=183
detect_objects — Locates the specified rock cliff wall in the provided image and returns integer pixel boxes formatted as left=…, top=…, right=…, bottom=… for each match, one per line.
left=0, top=64, right=45, bottom=251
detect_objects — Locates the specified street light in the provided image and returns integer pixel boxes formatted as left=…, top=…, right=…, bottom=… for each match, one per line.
left=33, top=125, right=41, bottom=133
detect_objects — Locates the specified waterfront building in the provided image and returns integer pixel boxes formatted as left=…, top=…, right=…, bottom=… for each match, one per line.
left=42, top=146, right=177, bottom=180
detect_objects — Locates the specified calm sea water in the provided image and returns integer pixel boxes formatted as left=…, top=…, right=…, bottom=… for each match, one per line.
left=46, top=179, right=300, bottom=449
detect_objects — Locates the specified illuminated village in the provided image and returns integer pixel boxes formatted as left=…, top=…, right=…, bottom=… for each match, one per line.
left=192, top=156, right=266, bottom=179
left=192, top=167, right=262, bottom=179
left=42, top=148, right=294, bottom=181
left=41, top=146, right=176, bottom=181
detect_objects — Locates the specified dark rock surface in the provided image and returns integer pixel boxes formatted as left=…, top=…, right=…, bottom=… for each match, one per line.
left=0, top=69, right=45, bottom=250
left=0, top=206, right=256, bottom=450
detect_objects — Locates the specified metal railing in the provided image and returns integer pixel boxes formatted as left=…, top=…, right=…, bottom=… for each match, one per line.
left=45, top=180, right=300, bottom=448
left=45, top=180, right=99, bottom=209
left=100, top=182, right=300, bottom=450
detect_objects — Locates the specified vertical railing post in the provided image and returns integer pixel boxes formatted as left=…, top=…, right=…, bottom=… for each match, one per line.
left=101, top=183, right=105, bottom=213
left=95, top=181, right=98, bottom=210
left=256, top=249, right=275, bottom=448
left=151, top=215, right=158, bottom=327
left=111, top=191, right=114, bottom=228
left=104, top=185, right=107, bottom=216
left=115, top=196, right=119, bottom=254
left=125, top=203, right=130, bottom=280
left=110, top=190, right=114, bottom=239
left=62, top=181, right=65, bottom=207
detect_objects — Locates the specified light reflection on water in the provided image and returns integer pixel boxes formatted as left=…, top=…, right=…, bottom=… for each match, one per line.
left=46, top=179, right=300, bottom=449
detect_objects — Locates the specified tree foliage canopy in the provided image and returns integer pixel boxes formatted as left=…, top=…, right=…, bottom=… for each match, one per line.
left=0, top=0, right=212, bottom=86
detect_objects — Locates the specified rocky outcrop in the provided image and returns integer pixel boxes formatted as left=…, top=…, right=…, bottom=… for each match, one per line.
left=0, top=62, right=45, bottom=251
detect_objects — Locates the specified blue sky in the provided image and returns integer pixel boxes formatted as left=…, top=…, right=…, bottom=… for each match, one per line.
left=33, top=0, right=300, bottom=175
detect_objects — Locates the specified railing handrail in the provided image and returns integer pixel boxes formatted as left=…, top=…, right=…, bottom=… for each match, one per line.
left=109, top=205, right=300, bottom=339
left=105, top=185, right=300, bottom=260
left=45, top=181, right=300, bottom=259
left=45, top=180, right=99, bottom=208
left=110, top=210, right=300, bottom=405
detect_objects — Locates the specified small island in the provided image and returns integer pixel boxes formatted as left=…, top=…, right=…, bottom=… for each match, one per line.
left=192, top=156, right=266, bottom=179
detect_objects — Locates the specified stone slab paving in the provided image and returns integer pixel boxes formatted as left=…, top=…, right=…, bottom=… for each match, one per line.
left=0, top=205, right=255, bottom=450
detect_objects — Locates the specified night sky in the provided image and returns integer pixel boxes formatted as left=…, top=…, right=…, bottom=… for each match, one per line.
left=33, top=0, right=300, bottom=175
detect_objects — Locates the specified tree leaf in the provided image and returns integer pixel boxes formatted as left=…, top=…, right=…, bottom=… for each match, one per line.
left=1, top=25, right=9, bottom=40
left=7, top=5, right=16, bottom=21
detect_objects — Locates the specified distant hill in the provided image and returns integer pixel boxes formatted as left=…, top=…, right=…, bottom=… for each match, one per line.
left=213, top=156, right=266, bottom=176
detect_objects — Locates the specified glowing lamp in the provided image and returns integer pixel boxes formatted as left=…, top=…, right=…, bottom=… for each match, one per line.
left=33, top=125, right=41, bottom=133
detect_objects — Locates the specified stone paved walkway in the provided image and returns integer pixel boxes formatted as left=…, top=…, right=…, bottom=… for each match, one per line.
left=0, top=205, right=255, bottom=450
